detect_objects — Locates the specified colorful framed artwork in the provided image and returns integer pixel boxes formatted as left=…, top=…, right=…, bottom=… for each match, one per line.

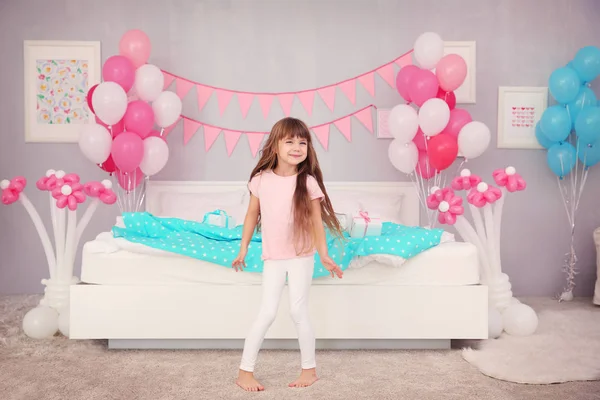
left=442, top=41, right=476, bottom=104
left=497, top=86, right=548, bottom=149
left=24, top=40, right=101, bottom=143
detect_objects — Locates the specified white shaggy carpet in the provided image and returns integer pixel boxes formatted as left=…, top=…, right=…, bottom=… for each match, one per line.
left=462, top=298, right=600, bottom=384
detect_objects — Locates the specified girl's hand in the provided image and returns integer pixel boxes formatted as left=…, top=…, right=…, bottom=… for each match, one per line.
left=320, top=254, right=343, bottom=279
left=232, top=247, right=248, bottom=272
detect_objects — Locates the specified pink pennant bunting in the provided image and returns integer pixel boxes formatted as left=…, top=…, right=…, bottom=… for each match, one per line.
left=237, top=93, right=255, bottom=119
left=297, top=91, right=315, bottom=116
left=203, top=126, right=221, bottom=151
left=358, top=72, right=375, bottom=97
left=395, top=53, right=412, bottom=68
left=377, top=64, right=396, bottom=88
left=163, top=72, right=176, bottom=90
left=196, top=85, right=213, bottom=112
left=216, top=89, right=234, bottom=115
left=162, top=117, right=182, bottom=137
left=246, top=133, right=265, bottom=157
left=354, top=108, right=373, bottom=134
left=317, top=86, right=336, bottom=112
left=176, top=78, right=195, bottom=99
left=183, top=119, right=201, bottom=145
left=312, top=125, right=330, bottom=151
left=258, top=94, right=275, bottom=119
left=223, top=130, right=242, bottom=156
left=338, top=80, right=356, bottom=104
left=277, top=93, right=295, bottom=116
left=334, top=116, right=352, bottom=142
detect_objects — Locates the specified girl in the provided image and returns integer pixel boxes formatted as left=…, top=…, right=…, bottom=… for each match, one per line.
left=232, top=117, right=344, bottom=392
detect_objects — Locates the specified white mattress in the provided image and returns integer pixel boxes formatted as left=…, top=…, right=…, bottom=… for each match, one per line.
left=80, top=233, right=480, bottom=286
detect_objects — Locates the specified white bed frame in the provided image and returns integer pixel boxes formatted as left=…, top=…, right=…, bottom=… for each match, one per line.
left=70, top=181, right=488, bottom=350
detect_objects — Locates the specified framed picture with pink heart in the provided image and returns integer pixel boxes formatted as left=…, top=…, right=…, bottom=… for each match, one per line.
left=497, top=86, right=548, bottom=149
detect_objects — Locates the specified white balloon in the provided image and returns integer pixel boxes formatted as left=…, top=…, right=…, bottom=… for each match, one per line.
left=457, top=121, right=491, bottom=159
left=22, top=306, right=59, bottom=339
left=140, top=136, right=170, bottom=176
left=488, top=307, right=503, bottom=339
left=418, top=98, right=450, bottom=136
left=152, top=91, right=182, bottom=128
left=134, top=64, right=165, bottom=102
left=91, top=81, right=128, bottom=125
left=388, top=139, right=418, bottom=174
left=502, top=303, right=538, bottom=336
left=78, top=123, right=112, bottom=163
left=414, top=32, right=444, bottom=70
left=388, top=104, right=419, bottom=143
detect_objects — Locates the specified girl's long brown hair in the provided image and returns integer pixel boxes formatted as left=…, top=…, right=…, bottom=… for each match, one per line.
left=249, top=117, right=344, bottom=255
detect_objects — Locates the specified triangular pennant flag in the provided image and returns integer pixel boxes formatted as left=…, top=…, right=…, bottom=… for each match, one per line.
left=223, top=130, right=242, bottom=156
left=312, top=125, right=330, bottom=151
left=395, top=53, right=412, bottom=68
left=203, top=126, right=221, bottom=152
left=162, top=117, right=182, bottom=137
left=162, top=72, right=176, bottom=90
left=216, top=89, right=234, bottom=115
left=297, top=91, right=315, bottom=116
left=237, top=93, right=255, bottom=119
left=334, top=116, right=352, bottom=142
left=183, top=119, right=201, bottom=145
left=246, top=133, right=265, bottom=157
left=176, top=78, right=195, bottom=99
left=377, top=64, right=396, bottom=88
left=196, top=85, right=213, bottom=112
left=317, top=86, right=336, bottom=112
left=277, top=93, right=295, bottom=116
left=338, top=80, right=357, bottom=104
left=258, top=94, right=275, bottom=119
left=358, top=72, right=375, bottom=97
left=354, top=107, right=374, bottom=134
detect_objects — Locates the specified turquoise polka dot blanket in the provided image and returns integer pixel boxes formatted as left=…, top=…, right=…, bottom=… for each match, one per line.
left=112, top=212, right=445, bottom=279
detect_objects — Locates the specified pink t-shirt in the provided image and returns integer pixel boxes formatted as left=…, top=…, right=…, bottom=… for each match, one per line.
left=248, top=170, right=325, bottom=260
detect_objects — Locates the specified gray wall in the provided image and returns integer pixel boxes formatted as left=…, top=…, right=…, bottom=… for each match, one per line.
left=1, top=0, right=599, bottom=297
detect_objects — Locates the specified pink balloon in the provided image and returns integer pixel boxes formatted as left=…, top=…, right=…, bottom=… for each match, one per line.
left=96, top=116, right=125, bottom=137
left=395, top=65, right=419, bottom=102
left=102, top=55, right=135, bottom=93
left=436, top=54, right=467, bottom=92
left=441, top=108, right=472, bottom=138
left=119, top=29, right=151, bottom=68
left=408, top=69, right=439, bottom=107
left=413, top=128, right=427, bottom=151
left=147, top=129, right=167, bottom=142
left=116, top=168, right=144, bottom=192
left=416, top=151, right=437, bottom=179
left=124, top=100, right=155, bottom=138
left=111, top=132, right=144, bottom=173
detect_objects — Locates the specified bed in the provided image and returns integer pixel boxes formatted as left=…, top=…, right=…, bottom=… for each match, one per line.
left=69, top=180, right=488, bottom=349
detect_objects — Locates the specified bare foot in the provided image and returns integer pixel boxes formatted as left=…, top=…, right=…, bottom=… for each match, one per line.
left=288, top=368, right=319, bottom=388
left=236, top=369, right=265, bottom=392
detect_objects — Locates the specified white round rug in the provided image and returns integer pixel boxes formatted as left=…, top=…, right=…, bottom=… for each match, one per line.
left=462, top=298, right=600, bottom=384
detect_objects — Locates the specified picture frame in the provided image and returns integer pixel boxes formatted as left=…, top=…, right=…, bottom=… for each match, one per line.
left=376, top=108, right=392, bottom=139
left=497, top=86, right=548, bottom=149
left=443, top=41, right=476, bottom=104
left=24, top=40, right=101, bottom=143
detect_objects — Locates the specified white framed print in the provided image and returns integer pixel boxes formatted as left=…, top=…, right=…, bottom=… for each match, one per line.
left=376, top=108, right=392, bottom=139
left=24, top=40, right=101, bottom=143
left=497, top=86, right=548, bottom=149
left=443, top=41, right=476, bottom=104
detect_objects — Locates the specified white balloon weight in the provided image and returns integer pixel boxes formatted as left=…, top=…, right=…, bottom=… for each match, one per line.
left=502, top=303, right=539, bottom=336
left=418, top=98, right=450, bottom=136
left=134, top=64, right=165, bottom=102
left=140, top=136, right=170, bottom=176
left=152, top=91, right=182, bottom=128
left=414, top=32, right=444, bottom=70
left=388, top=139, right=418, bottom=174
left=388, top=104, right=419, bottom=143
left=78, top=123, right=112, bottom=163
left=22, top=306, right=59, bottom=339
left=58, top=309, right=70, bottom=337
left=92, top=81, right=128, bottom=125
left=488, top=307, right=503, bottom=339
left=457, top=121, right=491, bottom=159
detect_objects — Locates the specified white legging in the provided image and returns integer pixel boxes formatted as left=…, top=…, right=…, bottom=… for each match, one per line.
left=239, top=255, right=316, bottom=372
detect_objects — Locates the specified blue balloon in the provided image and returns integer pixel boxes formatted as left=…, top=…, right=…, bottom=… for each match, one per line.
left=535, top=121, right=557, bottom=149
left=547, top=142, right=577, bottom=177
left=574, top=106, right=600, bottom=145
left=540, top=105, right=572, bottom=142
left=577, top=139, right=600, bottom=167
left=567, top=85, right=597, bottom=126
left=572, top=46, right=600, bottom=83
left=549, top=66, right=581, bottom=104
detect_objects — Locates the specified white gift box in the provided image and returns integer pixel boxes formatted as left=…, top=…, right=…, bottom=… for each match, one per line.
left=350, top=211, right=382, bottom=238
left=203, top=209, right=236, bottom=228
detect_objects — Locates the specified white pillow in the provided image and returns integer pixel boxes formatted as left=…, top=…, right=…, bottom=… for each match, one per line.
left=328, top=190, right=404, bottom=225
left=158, top=190, right=247, bottom=224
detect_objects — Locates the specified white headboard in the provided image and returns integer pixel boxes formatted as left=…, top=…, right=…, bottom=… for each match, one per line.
left=145, top=181, right=420, bottom=227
